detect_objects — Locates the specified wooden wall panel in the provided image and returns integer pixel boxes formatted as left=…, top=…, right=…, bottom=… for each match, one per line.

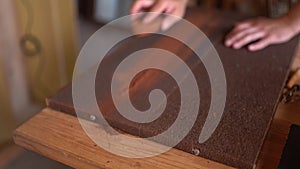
left=0, top=0, right=28, bottom=141
left=14, top=0, right=79, bottom=103
left=0, top=67, right=15, bottom=145
left=0, top=73, right=15, bottom=145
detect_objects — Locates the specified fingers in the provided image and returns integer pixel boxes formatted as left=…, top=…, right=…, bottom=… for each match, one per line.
left=131, top=0, right=187, bottom=31
left=225, top=22, right=254, bottom=47
left=131, top=0, right=155, bottom=14
left=161, top=15, right=180, bottom=31
left=143, top=1, right=167, bottom=23
left=160, top=5, right=184, bottom=31
left=231, top=31, right=266, bottom=49
left=225, top=19, right=272, bottom=50
left=225, top=17, right=296, bottom=51
left=248, top=37, right=273, bottom=51
left=225, top=28, right=257, bottom=47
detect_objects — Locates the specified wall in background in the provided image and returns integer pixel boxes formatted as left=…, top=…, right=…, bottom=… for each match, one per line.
left=0, top=0, right=28, bottom=144
left=0, top=0, right=79, bottom=144
left=0, top=66, right=15, bottom=146
left=94, top=0, right=133, bottom=22
left=15, top=0, right=79, bottom=103
left=0, top=62, right=15, bottom=145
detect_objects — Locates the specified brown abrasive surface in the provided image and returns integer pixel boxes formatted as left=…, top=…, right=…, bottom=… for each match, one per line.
left=46, top=8, right=299, bottom=169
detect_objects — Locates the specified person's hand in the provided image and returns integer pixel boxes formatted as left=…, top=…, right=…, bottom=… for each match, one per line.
left=130, top=0, right=188, bottom=31
left=225, top=17, right=298, bottom=51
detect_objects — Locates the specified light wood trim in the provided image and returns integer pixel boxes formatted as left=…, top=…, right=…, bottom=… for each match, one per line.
left=14, top=108, right=234, bottom=169
left=14, top=101, right=300, bottom=169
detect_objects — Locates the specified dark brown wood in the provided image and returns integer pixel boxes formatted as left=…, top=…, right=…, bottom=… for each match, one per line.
left=278, top=124, right=300, bottom=169
left=78, top=0, right=95, bottom=20
left=47, top=8, right=299, bottom=169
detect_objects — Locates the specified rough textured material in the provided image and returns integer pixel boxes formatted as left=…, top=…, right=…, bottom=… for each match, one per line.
left=278, top=125, right=300, bottom=169
left=46, top=9, right=299, bottom=169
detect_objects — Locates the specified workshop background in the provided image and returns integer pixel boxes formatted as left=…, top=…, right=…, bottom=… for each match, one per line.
left=0, top=0, right=299, bottom=169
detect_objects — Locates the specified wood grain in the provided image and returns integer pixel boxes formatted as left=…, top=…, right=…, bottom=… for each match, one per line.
left=14, top=0, right=78, bottom=103
left=14, top=101, right=300, bottom=169
left=0, top=0, right=30, bottom=125
left=47, top=8, right=299, bottom=169
left=14, top=108, right=233, bottom=169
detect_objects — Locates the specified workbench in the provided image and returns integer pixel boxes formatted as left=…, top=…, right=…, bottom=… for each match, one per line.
left=13, top=8, right=300, bottom=169
left=13, top=102, right=300, bottom=169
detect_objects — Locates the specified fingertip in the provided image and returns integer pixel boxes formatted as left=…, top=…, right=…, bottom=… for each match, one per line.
left=161, top=21, right=173, bottom=31
left=248, top=45, right=259, bottom=51
left=161, top=22, right=169, bottom=31
left=248, top=39, right=269, bottom=51
left=248, top=44, right=261, bottom=51
left=225, top=33, right=239, bottom=47
left=225, top=40, right=232, bottom=47
left=233, top=43, right=241, bottom=49
left=248, top=45, right=254, bottom=51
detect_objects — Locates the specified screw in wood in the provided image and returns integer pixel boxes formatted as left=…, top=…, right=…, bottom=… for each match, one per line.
left=192, top=148, right=200, bottom=156
left=90, top=115, right=96, bottom=121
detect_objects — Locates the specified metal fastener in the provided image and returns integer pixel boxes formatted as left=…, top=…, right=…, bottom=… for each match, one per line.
left=192, top=148, right=200, bottom=156
left=90, top=115, right=96, bottom=121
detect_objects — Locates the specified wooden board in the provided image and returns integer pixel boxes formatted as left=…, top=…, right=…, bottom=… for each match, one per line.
left=46, top=8, right=299, bottom=169
left=13, top=101, right=300, bottom=169
left=14, top=108, right=233, bottom=169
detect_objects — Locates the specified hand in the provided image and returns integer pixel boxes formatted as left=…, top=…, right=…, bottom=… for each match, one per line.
left=225, top=17, right=298, bottom=51
left=131, top=0, right=188, bottom=31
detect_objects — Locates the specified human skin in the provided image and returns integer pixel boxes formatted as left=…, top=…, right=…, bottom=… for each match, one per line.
left=225, top=2, right=300, bottom=51
left=131, top=0, right=300, bottom=51
left=130, top=0, right=188, bottom=31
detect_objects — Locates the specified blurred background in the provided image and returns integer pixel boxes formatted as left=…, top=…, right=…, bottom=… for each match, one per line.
left=0, top=0, right=298, bottom=169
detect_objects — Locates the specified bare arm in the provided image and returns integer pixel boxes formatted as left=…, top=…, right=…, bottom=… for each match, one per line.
left=286, top=2, right=300, bottom=33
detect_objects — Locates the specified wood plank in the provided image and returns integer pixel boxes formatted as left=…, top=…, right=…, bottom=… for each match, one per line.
left=14, top=101, right=300, bottom=169
left=14, top=108, right=233, bottom=169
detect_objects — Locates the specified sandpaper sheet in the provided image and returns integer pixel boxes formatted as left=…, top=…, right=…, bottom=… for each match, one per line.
left=46, top=8, right=299, bottom=169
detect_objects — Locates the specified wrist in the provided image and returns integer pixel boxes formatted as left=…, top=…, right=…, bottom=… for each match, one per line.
left=282, top=13, right=300, bottom=35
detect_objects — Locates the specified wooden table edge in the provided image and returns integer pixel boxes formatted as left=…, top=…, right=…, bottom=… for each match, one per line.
left=13, top=108, right=234, bottom=169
